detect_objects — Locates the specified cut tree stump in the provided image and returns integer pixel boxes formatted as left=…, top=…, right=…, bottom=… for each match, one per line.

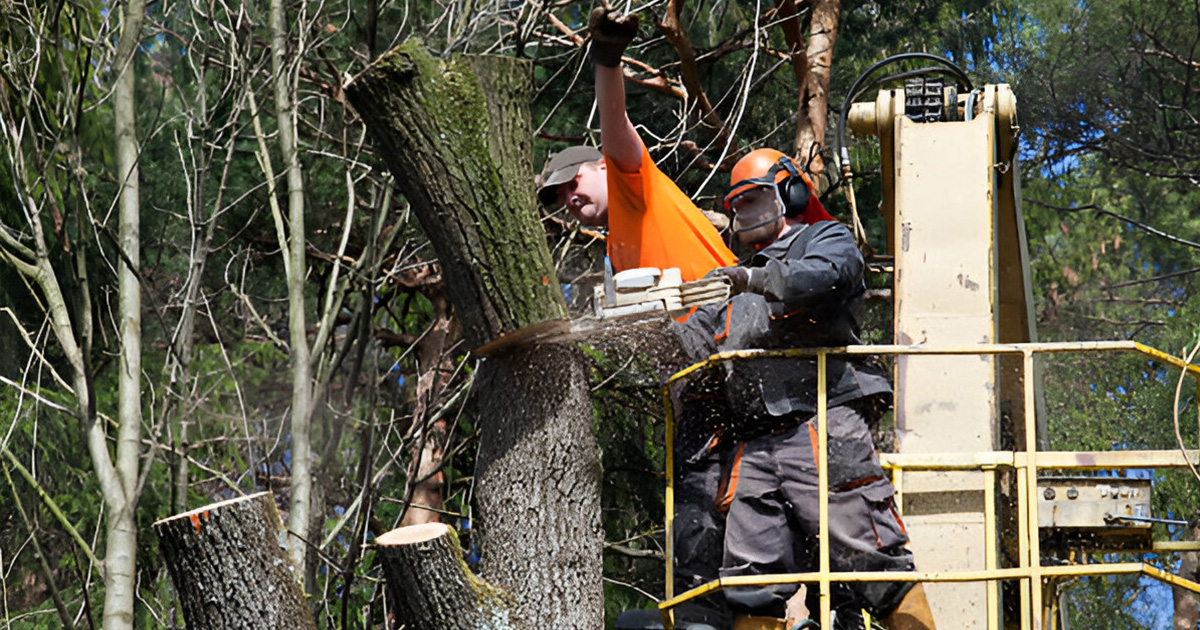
left=154, top=492, right=315, bottom=630
left=377, top=523, right=515, bottom=630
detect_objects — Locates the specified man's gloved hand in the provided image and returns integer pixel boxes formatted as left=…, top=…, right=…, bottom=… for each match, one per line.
left=588, top=7, right=639, bottom=67
left=706, top=266, right=761, bottom=296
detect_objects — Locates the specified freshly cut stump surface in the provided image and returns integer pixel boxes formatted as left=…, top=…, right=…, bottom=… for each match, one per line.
left=376, top=522, right=515, bottom=630
left=154, top=492, right=315, bottom=630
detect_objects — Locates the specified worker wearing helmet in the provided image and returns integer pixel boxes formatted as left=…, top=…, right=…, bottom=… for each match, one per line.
left=534, top=9, right=736, bottom=284
left=723, top=148, right=834, bottom=250
left=670, top=150, right=937, bottom=630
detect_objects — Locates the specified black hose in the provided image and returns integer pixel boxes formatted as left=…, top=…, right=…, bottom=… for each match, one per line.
left=835, top=53, right=974, bottom=178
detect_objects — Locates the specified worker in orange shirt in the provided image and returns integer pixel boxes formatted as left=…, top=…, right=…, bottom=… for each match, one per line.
left=534, top=9, right=737, bottom=628
left=535, top=10, right=737, bottom=284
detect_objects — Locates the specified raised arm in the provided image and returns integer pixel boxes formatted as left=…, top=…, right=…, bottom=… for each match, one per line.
left=589, top=8, right=643, bottom=172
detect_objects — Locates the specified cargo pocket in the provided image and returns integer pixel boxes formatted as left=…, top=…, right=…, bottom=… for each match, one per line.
left=861, top=480, right=908, bottom=550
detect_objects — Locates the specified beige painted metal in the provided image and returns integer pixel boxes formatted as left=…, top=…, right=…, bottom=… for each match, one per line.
left=853, top=84, right=1043, bottom=629
left=888, top=85, right=1006, bottom=630
left=1036, top=477, right=1152, bottom=529
left=991, top=86, right=1048, bottom=451
left=849, top=89, right=899, bottom=250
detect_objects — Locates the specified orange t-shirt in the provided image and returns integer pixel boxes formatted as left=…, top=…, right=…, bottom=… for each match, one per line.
left=606, top=146, right=737, bottom=282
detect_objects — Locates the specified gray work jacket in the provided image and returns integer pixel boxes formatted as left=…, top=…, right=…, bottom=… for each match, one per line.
left=671, top=221, right=891, bottom=426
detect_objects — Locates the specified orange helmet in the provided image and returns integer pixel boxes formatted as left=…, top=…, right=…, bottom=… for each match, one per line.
left=723, top=148, right=833, bottom=223
left=725, top=149, right=795, bottom=202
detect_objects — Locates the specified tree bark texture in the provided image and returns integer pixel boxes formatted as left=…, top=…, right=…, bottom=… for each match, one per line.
left=345, top=43, right=566, bottom=350
left=659, top=0, right=730, bottom=154
left=474, top=342, right=602, bottom=630
left=154, top=493, right=316, bottom=630
left=269, top=0, right=316, bottom=583
left=348, top=43, right=615, bottom=629
left=1174, top=521, right=1200, bottom=630
left=795, top=0, right=840, bottom=178
left=376, top=523, right=515, bottom=630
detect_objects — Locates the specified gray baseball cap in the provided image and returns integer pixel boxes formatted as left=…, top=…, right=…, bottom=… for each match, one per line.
left=536, top=145, right=603, bottom=208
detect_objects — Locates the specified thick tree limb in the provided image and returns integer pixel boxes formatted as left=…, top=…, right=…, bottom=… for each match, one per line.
left=658, top=0, right=731, bottom=152
left=346, top=44, right=566, bottom=348
left=775, top=0, right=811, bottom=155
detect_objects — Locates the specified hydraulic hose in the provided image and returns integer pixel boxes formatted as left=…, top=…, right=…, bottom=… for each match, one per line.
left=835, top=53, right=974, bottom=178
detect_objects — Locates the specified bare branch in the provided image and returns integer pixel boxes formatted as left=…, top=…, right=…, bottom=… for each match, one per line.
left=1, top=446, right=102, bottom=568
left=1025, top=199, right=1200, bottom=250
left=657, top=0, right=730, bottom=151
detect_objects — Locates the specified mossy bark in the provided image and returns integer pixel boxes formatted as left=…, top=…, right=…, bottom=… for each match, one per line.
left=154, top=493, right=315, bottom=630
left=376, top=523, right=516, bottom=630
left=347, top=43, right=600, bottom=630
left=345, top=44, right=565, bottom=349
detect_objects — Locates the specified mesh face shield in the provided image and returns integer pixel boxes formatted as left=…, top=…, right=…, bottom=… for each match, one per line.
left=728, top=184, right=785, bottom=246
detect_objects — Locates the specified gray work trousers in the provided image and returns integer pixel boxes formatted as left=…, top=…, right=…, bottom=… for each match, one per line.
left=718, top=403, right=915, bottom=619
left=674, top=433, right=733, bottom=628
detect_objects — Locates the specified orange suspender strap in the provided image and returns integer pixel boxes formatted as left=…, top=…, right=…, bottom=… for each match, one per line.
left=890, top=504, right=908, bottom=536
left=714, top=442, right=746, bottom=514
left=808, top=421, right=820, bottom=468
left=713, top=302, right=733, bottom=342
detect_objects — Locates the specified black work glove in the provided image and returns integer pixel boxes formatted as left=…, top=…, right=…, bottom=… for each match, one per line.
left=588, top=7, right=639, bottom=67
left=706, top=266, right=762, bottom=296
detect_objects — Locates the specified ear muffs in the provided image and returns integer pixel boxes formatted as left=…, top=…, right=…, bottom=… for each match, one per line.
left=772, top=157, right=812, bottom=218
left=779, top=175, right=811, bottom=218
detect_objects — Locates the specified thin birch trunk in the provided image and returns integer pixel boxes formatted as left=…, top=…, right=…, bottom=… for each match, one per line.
left=269, top=0, right=315, bottom=584
left=103, top=1, right=147, bottom=627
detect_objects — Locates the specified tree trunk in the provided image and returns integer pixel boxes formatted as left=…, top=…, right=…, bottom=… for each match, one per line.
left=376, top=523, right=516, bottom=630
left=154, top=493, right=316, bottom=630
left=474, top=342, right=602, bottom=629
left=660, top=0, right=730, bottom=154
left=795, top=0, right=840, bottom=178
left=106, top=1, right=147, bottom=627
left=347, top=43, right=599, bottom=630
left=269, top=0, right=315, bottom=584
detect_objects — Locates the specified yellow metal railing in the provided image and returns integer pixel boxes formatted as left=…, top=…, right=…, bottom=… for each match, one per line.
left=660, top=340, right=1200, bottom=630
